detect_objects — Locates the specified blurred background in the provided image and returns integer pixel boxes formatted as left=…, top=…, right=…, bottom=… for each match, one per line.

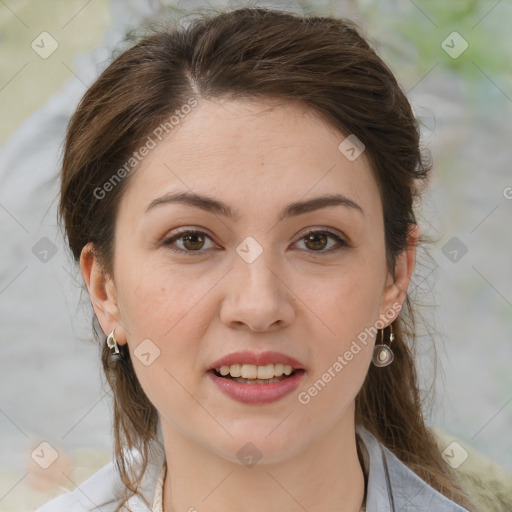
left=1, top=0, right=511, bottom=510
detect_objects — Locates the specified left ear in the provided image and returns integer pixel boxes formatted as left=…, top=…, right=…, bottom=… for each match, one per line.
left=379, top=223, right=419, bottom=320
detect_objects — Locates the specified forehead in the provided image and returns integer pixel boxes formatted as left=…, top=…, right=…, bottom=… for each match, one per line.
left=118, top=98, right=381, bottom=221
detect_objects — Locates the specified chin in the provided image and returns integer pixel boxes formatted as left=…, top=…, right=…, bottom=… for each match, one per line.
left=208, top=424, right=312, bottom=466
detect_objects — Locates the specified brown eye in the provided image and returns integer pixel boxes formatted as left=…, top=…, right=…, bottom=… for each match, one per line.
left=163, top=230, right=217, bottom=254
left=163, top=229, right=347, bottom=257
left=296, top=230, right=347, bottom=254
left=181, top=232, right=206, bottom=251
left=304, top=232, right=329, bottom=251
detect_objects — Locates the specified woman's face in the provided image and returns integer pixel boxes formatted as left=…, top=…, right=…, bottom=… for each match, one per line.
left=84, top=98, right=414, bottom=464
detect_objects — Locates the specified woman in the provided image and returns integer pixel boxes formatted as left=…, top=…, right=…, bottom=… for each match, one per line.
left=35, top=6, right=475, bottom=512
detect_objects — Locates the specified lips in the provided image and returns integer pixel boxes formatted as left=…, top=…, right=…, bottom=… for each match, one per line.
left=208, top=366, right=306, bottom=404
left=209, top=350, right=305, bottom=371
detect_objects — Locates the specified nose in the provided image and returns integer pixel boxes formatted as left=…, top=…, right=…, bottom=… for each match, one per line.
left=219, top=251, right=296, bottom=332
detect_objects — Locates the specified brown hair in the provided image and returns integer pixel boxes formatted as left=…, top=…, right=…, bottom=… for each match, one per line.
left=59, top=6, right=474, bottom=511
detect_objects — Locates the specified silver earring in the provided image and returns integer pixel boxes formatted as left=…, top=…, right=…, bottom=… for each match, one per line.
left=106, top=329, right=120, bottom=355
left=372, top=324, right=394, bottom=367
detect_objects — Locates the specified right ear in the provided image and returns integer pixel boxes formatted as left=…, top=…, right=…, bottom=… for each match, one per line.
left=79, top=243, right=127, bottom=345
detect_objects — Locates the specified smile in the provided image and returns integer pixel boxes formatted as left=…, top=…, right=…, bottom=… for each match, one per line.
left=214, top=363, right=296, bottom=383
left=208, top=367, right=306, bottom=404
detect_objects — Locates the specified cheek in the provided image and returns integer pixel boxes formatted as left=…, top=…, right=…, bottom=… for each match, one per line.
left=309, top=258, right=386, bottom=339
left=116, top=265, right=212, bottom=421
left=117, top=258, right=208, bottom=333
left=116, top=262, right=216, bottom=385
left=298, top=252, right=385, bottom=387
left=295, top=271, right=378, bottom=422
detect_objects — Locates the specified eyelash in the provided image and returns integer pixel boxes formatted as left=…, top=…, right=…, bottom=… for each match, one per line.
left=162, top=228, right=348, bottom=256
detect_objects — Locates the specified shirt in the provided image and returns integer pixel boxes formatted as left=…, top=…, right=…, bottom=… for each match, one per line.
left=33, top=425, right=470, bottom=512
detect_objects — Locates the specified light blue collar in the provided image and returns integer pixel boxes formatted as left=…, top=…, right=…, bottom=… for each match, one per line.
left=124, top=424, right=470, bottom=512
left=356, top=426, right=469, bottom=511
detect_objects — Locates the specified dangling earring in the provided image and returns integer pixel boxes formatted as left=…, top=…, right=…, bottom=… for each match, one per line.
left=372, top=324, right=395, bottom=367
left=106, top=328, right=120, bottom=355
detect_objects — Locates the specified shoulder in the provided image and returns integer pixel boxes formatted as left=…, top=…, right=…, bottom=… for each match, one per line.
left=357, top=426, right=470, bottom=512
left=33, top=461, right=121, bottom=512
left=33, top=440, right=166, bottom=512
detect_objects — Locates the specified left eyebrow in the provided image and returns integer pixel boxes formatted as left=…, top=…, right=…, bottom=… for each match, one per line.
left=144, top=191, right=364, bottom=220
left=278, top=194, right=364, bottom=221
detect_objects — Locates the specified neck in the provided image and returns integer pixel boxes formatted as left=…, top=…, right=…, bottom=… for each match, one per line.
left=160, top=407, right=365, bottom=512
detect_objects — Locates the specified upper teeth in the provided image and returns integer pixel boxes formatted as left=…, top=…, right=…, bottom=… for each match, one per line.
left=215, top=363, right=294, bottom=379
